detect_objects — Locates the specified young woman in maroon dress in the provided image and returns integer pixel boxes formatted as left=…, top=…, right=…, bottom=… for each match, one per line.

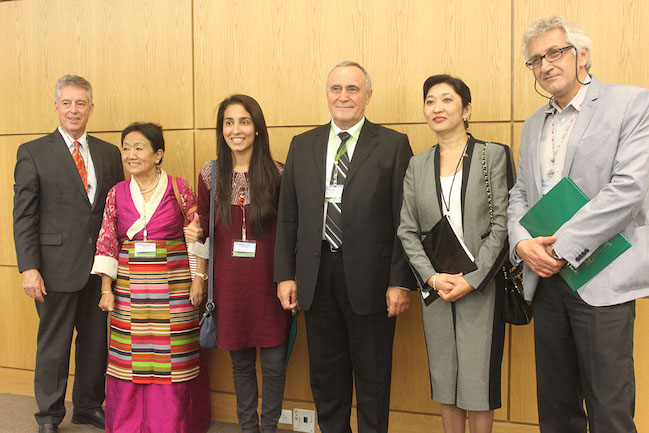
left=192, top=95, right=291, bottom=433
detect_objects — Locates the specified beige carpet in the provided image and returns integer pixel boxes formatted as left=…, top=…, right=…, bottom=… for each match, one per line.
left=0, top=393, right=296, bottom=433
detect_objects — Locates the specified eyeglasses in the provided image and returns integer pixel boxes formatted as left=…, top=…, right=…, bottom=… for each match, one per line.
left=525, top=46, right=575, bottom=70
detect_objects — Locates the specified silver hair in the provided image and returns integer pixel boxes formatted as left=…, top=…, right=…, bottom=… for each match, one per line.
left=326, top=61, right=373, bottom=92
left=522, top=16, right=593, bottom=71
left=55, top=75, right=94, bottom=105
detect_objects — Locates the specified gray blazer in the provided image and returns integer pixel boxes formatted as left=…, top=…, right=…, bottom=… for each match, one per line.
left=508, top=76, right=649, bottom=306
left=398, top=136, right=511, bottom=295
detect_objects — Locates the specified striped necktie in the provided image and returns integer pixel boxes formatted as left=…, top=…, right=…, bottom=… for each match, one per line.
left=72, top=140, right=89, bottom=193
left=324, top=131, right=352, bottom=249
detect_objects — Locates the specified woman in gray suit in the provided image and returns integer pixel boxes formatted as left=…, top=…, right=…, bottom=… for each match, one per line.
left=398, top=75, right=511, bottom=433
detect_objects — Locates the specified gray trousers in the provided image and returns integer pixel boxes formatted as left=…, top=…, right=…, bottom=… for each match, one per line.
left=230, top=342, right=287, bottom=433
left=533, top=275, right=636, bottom=433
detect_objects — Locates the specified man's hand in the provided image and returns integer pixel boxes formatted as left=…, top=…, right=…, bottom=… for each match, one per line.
left=516, top=236, right=565, bottom=277
left=184, top=215, right=203, bottom=243
left=277, top=280, right=298, bottom=310
left=23, top=269, right=46, bottom=302
left=437, top=275, right=474, bottom=302
left=386, top=286, right=410, bottom=317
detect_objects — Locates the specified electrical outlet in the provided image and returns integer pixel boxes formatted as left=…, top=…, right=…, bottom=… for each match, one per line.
left=279, top=409, right=292, bottom=425
left=293, top=408, right=315, bottom=433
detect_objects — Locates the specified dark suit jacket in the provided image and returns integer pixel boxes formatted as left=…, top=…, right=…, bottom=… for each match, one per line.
left=274, top=120, right=417, bottom=315
left=13, top=129, right=124, bottom=292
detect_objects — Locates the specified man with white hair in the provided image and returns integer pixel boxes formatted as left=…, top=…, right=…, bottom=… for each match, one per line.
left=508, top=16, right=649, bottom=433
left=275, top=61, right=415, bottom=433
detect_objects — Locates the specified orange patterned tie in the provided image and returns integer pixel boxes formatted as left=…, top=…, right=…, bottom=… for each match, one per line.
left=72, top=141, right=88, bottom=193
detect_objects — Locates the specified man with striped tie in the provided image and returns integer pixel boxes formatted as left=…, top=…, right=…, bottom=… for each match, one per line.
left=13, top=75, right=123, bottom=433
left=275, top=61, right=416, bottom=433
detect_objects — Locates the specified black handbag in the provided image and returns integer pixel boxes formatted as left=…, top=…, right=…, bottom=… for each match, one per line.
left=199, top=160, right=217, bottom=348
left=481, top=144, right=532, bottom=325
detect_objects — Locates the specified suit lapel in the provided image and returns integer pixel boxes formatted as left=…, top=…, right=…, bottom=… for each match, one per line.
left=460, top=137, right=475, bottom=225
left=563, top=78, right=601, bottom=176
left=48, top=130, right=90, bottom=205
left=345, top=120, right=378, bottom=185
left=433, top=145, right=444, bottom=216
left=311, top=124, right=329, bottom=186
left=530, top=110, right=547, bottom=198
left=88, top=135, right=103, bottom=209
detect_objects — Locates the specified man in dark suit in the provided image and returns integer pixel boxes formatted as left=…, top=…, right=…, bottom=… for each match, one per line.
left=13, top=75, right=124, bottom=433
left=274, top=61, right=416, bottom=433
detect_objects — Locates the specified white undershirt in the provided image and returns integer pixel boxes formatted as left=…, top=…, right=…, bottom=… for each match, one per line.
left=440, top=171, right=464, bottom=241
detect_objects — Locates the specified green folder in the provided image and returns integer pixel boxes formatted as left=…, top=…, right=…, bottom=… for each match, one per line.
left=519, top=177, right=631, bottom=291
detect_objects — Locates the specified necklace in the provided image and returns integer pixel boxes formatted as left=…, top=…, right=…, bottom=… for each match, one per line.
left=440, top=136, right=470, bottom=214
left=548, top=104, right=581, bottom=178
left=137, top=168, right=161, bottom=194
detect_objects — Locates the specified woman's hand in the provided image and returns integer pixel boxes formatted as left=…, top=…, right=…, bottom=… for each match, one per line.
left=426, top=273, right=462, bottom=295
left=437, top=275, right=475, bottom=302
left=99, top=292, right=115, bottom=312
left=190, top=277, right=206, bottom=306
left=185, top=216, right=203, bottom=243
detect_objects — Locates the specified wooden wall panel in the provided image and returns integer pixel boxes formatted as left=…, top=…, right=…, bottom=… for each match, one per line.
left=513, top=0, right=649, bottom=120
left=193, top=0, right=512, bottom=128
left=0, top=0, right=193, bottom=135
left=0, top=266, right=38, bottom=370
left=93, top=130, right=195, bottom=190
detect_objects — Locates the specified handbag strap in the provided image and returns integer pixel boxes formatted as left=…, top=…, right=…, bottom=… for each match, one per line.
left=206, top=160, right=217, bottom=310
left=171, top=176, right=198, bottom=226
left=480, top=143, right=495, bottom=227
left=482, top=144, right=523, bottom=280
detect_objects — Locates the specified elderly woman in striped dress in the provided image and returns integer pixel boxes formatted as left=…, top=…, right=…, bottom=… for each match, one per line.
left=91, top=122, right=211, bottom=433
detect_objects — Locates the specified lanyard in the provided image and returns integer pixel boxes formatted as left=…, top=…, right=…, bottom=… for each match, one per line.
left=238, top=194, right=247, bottom=241
left=440, top=137, right=470, bottom=214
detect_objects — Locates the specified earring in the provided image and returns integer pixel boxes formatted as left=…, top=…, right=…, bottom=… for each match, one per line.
left=255, top=132, right=259, bottom=136
left=463, top=117, right=467, bottom=121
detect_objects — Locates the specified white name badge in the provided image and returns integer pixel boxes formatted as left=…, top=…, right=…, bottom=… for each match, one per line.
left=325, top=185, right=344, bottom=203
left=232, top=240, right=257, bottom=258
left=134, top=242, right=157, bottom=257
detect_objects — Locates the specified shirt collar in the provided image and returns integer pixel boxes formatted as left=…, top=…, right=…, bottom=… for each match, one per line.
left=330, top=117, right=365, bottom=138
left=546, top=75, right=592, bottom=114
left=58, top=126, right=89, bottom=150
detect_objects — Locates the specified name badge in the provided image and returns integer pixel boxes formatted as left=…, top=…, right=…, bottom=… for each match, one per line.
left=134, top=242, right=157, bottom=257
left=325, top=185, right=344, bottom=203
left=232, top=240, right=257, bottom=258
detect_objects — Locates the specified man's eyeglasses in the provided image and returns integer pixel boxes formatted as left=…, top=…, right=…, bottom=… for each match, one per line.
left=525, top=46, right=575, bottom=70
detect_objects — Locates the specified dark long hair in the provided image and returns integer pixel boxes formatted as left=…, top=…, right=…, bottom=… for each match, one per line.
left=215, top=94, right=280, bottom=238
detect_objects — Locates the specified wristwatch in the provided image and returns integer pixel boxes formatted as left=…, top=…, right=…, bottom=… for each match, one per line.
left=195, top=272, right=208, bottom=281
left=551, top=247, right=562, bottom=260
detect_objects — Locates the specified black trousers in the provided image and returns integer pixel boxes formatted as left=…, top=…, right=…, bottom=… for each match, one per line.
left=33, top=275, right=107, bottom=425
left=304, top=242, right=396, bottom=433
left=533, top=274, right=636, bottom=433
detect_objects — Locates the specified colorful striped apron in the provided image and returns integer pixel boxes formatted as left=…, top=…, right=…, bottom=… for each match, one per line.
left=107, top=239, right=200, bottom=384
